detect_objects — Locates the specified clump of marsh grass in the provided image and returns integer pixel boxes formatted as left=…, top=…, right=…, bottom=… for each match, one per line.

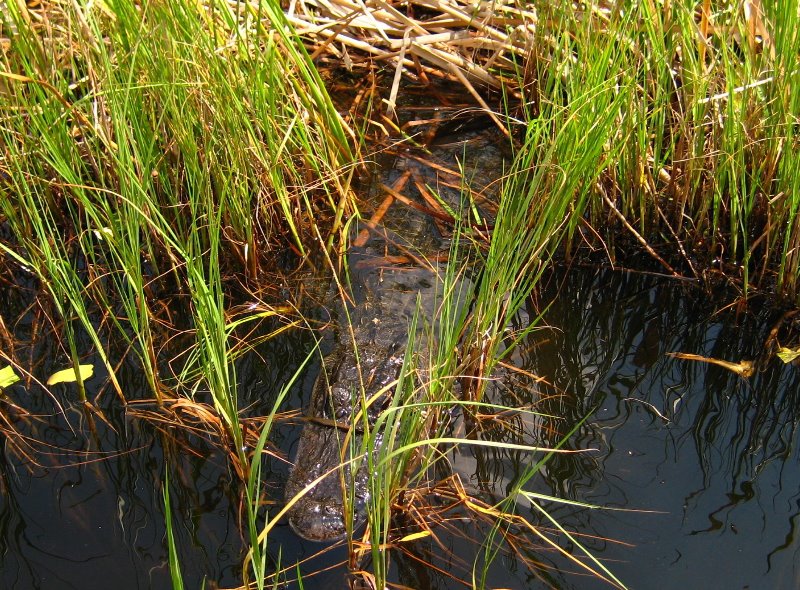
left=0, top=0, right=355, bottom=585
left=303, top=225, right=619, bottom=587
left=515, top=0, right=800, bottom=301
left=0, top=0, right=353, bottom=437
left=573, top=0, right=800, bottom=299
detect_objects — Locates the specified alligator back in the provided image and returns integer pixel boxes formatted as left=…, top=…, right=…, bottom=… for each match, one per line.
left=284, top=228, right=444, bottom=541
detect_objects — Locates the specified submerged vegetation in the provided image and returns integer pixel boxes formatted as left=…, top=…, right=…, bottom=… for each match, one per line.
left=1, top=0, right=799, bottom=588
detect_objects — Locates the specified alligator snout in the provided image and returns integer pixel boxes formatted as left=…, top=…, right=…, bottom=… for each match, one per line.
left=288, top=497, right=349, bottom=542
left=284, top=415, right=374, bottom=542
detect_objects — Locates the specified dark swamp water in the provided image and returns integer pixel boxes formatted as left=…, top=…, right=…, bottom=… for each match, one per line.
left=2, top=262, right=800, bottom=589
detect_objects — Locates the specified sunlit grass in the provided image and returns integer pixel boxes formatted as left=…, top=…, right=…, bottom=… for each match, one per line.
left=0, top=0, right=353, bottom=435
left=0, top=0, right=354, bottom=585
left=510, top=1, right=800, bottom=299
left=333, top=223, right=614, bottom=587
left=2, top=0, right=799, bottom=588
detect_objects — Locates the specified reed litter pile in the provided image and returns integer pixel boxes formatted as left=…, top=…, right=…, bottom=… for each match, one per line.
left=284, top=0, right=538, bottom=113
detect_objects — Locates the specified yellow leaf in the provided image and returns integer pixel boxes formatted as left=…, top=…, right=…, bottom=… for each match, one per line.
left=398, top=530, right=431, bottom=543
left=47, top=364, right=95, bottom=386
left=0, top=365, right=20, bottom=389
left=777, top=347, right=800, bottom=364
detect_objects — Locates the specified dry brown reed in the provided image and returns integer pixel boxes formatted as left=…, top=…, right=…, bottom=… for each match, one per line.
left=283, top=0, right=540, bottom=130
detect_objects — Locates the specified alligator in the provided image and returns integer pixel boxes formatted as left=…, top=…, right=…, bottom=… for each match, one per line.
left=284, top=114, right=505, bottom=542
left=284, top=222, right=446, bottom=541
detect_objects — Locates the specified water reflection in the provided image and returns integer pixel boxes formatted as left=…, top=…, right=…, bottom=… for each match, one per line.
left=3, top=264, right=800, bottom=589
left=495, top=267, right=800, bottom=589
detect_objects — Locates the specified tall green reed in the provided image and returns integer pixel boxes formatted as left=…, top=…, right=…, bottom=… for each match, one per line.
left=0, top=0, right=353, bottom=414
left=163, top=469, right=186, bottom=590
left=464, top=5, right=633, bottom=402
left=520, top=1, right=800, bottom=300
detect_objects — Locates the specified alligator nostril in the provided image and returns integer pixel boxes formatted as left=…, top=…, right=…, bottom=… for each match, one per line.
left=288, top=499, right=348, bottom=542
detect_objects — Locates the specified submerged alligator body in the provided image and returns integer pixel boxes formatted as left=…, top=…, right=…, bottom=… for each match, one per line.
left=284, top=243, right=442, bottom=541
left=284, top=115, right=505, bottom=542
